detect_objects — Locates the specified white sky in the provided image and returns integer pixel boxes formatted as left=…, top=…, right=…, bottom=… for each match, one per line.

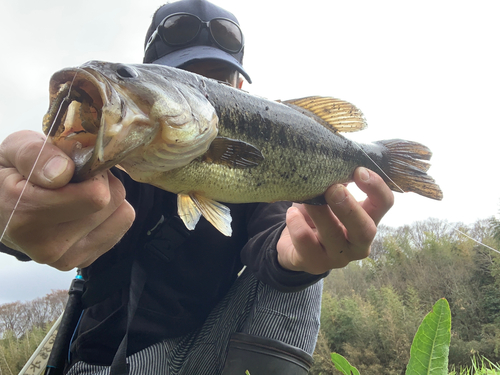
left=1, top=0, right=499, bottom=304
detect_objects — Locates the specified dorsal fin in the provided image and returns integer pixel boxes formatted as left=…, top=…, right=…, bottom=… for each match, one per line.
left=177, top=193, right=232, bottom=236
left=283, top=96, right=367, bottom=133
left=202, top=137, right=264, bottom=168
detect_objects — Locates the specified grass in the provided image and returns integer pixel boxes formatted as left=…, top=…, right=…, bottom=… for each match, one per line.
left=330, top=299, right=500, bottom=375
left=449, top=355, right=500, bottom=375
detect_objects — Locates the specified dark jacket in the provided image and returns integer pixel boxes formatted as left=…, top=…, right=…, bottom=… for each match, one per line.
left=1, top=169, right=326, bottom=365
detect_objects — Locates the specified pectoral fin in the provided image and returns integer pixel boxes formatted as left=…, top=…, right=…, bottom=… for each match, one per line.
left=177, top=193, right=233, bottom=236
left=284, top=96, right=367, bottom=133
left=202, top=137, right=264, bottom=168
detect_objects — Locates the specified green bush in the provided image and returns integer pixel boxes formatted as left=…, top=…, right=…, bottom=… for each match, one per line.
left=312, top=217, right=500, bottom=375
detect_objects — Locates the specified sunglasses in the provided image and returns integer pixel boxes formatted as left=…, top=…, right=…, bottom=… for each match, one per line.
left=145, top=13, right=244, bottom=55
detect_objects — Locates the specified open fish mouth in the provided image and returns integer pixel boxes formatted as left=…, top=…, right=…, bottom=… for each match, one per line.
left=42, top=67, right=117, bottom=172
left=44, top=78, right=102, bottom=137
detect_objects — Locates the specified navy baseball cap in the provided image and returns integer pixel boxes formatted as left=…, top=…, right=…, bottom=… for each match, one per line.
left=143, top=0, right=252, bottom=83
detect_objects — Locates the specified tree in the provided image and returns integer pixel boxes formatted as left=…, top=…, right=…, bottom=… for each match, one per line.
left=491, top=216, right=500, bottom=245
left=0, top=290, right=67, bottom=338
left=0, top=302, right=27, bottom=338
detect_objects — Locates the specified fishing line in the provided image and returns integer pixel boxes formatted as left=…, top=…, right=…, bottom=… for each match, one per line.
left=451, top=227, right=500, bottom=255
left=351, top=139, right=500, bottom=254
left=351, top=140, right=406, bottom=194
left=0, top=70, right=79, bottom=245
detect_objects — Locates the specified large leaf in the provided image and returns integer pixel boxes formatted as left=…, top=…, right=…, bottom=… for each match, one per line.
left=330, top=352, right=360, bottom=375
left=406, top=298, right=451, bottom=375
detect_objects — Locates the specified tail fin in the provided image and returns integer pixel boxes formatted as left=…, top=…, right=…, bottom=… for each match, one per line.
left=373, top=139, right=443, bottom=200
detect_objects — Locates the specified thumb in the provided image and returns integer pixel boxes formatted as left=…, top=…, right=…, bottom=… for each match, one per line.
left=1, top=131, right=74, bottom=189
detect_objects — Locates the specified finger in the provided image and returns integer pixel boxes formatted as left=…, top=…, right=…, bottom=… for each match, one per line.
left=39, top=171, right=121, bottom=222
left=48, top=171, right=128, bottom=243
left=0, top=130, right=74, bottom=189
left=3, top=171, right=118, bottom=228
left=284, top=206, right=358, bottom=274
left=353, top=167, right=394, bottom=225
left=302, top=201, right=347, bottom=249
left=277, top=206, right=321, bottom=272
left=324, top=183, right=376, bottom=251
left=4, top=171, right=128, bottom=264
left=78, top=200, right=135, bottom=268
left=302, top=202, right=360, bottom=268
left=49, top=199, right=136, bottom=271
left=285, top=206, right=321, bottom=252
left=291, top=202, right=317, bottom=229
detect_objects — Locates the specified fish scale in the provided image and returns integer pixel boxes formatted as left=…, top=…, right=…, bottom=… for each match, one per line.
left=130, top=93, right=364, bottom=203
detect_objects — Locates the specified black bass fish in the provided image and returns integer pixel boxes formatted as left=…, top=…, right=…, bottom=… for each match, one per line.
left=43, top=61, right=443, bottom=236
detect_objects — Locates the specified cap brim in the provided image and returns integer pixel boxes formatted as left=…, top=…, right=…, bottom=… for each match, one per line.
left=152, top=45, right=252, bottom=84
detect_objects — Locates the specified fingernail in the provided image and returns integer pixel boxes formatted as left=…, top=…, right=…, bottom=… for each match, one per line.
left=43, top=156, right=69, bottom=181
left=331, top=185, right=347, bottom=204
left=359, top=167, right=370, bottom=182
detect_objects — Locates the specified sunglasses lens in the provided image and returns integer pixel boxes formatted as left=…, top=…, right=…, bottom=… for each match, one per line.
left=210, top=19, right=243, bottom=53
left=157, top=14, right=243, bottom=54
left=161, top=14, right=201, bottom=45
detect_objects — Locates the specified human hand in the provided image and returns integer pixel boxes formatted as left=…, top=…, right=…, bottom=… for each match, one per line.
left=277, top=167, right=394, bottom=275
left=0, top=130, right=135, bottom=270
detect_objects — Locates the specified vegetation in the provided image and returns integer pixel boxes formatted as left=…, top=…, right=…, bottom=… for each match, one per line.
left=0, top=289, right=66, bottom=339
left=330, top=299, right=500, bottom=375
left=449, top=355, right=500, bottom=375
left=2, top=216, right=500, bottom=374
left=0, top=324, right=56, bottom=375
left=0, top=290, right=66, bottom=374
left=311, top=216, right=500, bottom=374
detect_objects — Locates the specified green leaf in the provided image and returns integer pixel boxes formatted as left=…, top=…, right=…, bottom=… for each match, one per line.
left=330, top=352, right=360, bottom=375
left=406, top=298, right=451, bottom=375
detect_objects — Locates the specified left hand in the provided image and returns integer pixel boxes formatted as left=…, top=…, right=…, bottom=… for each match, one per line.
left=277, top=167, right=394, bottom=275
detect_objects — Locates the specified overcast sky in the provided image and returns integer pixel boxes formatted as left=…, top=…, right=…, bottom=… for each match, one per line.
left=1, top=0, right=499, bottom=304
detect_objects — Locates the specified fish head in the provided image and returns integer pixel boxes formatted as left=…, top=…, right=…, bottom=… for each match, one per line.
left=43, top=60, right=218, bottom=182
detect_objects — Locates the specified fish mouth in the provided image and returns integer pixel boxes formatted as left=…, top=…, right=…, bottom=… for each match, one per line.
left=43, top=69, right=105, bottom=137
left=43, top=67, right=112, bottom=173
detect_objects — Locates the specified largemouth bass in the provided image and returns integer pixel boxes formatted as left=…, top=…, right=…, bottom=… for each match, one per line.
left=43, top=61, right=443, bottom=236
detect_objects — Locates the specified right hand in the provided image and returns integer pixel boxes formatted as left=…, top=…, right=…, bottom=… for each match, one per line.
left=0, top=130, right=135, bottom=271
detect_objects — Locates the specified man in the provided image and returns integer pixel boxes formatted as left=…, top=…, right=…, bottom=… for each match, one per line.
left=0, top=0, right=394, bottom=374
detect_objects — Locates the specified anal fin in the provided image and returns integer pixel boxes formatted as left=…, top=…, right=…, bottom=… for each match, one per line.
left=177, top=193, right=233, bottom=236
left=177, top=194, right=202, bottom=230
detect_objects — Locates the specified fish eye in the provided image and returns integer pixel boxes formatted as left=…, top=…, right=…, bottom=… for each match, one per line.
left=116, top=64, right=138, bottom=79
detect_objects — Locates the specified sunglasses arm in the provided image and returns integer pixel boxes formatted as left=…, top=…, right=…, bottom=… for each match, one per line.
left=144, top=28, right=159, bottom=53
